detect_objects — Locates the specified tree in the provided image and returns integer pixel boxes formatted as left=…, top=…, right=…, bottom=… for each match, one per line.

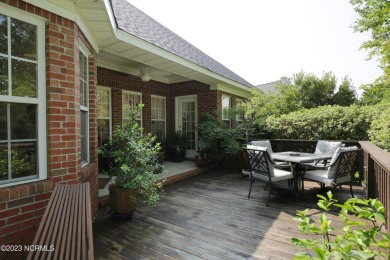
left=350, top=0, right=390, bottom=76
left=360, top=75, right=390, bottom=105
left=293, top=71, right=337, bottom=109
left=332, top=76, right=358, bottom=106
left=350, top=0, right=390, bottom=102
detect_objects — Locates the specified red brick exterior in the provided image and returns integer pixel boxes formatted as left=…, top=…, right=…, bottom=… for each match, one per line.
left=0, top=1, right=98, bottom=258
left=97, top=67, right=245, bottom=136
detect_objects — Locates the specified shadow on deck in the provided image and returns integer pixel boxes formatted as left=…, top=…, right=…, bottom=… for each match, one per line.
left=93, top=169, right=365, bottom=259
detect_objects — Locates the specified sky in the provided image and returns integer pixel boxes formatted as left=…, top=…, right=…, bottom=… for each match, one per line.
left=128, top=0, right=383, bottom=94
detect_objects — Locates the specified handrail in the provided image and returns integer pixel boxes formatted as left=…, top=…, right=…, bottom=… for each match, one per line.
left=359, top=141, right=390, bottom=171
left=359, top=141, right=390, bottom=233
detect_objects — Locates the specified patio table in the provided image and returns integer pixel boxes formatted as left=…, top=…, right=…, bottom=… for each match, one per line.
left=272, top=152, right=333, bottom=201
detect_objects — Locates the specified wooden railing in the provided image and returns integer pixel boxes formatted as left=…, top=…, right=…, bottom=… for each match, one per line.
left=359, top=141, right=390, bottom=233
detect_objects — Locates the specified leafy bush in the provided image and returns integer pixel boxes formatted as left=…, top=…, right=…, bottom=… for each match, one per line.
left=292, top=191, right=389, bottom=259
left=100, top=104, right=163, bottom=206
left=266, top=105, right=372, bottom=140
left=197, top=113, right=241, bottom=161
left=367, top=102, right=390, bottom=151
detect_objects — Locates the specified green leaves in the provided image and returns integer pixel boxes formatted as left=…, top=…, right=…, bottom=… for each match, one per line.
left=292, top=191, right=389, bottom=259
left=100, top=104, right=163, bottom=206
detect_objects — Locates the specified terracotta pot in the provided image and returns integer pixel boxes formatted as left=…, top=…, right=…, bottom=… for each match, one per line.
left=109, top=186, right=137, bottom=215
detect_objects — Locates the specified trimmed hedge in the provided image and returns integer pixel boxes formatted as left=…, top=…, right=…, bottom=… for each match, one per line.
left=265, top=104, right=390, bottom=151
left=368, top=102, right=390, bottom=151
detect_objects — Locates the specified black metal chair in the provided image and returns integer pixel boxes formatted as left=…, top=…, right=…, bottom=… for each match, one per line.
left=302, top=148, right=360, bottom=198
left=246, top=146, right=295, bottom=207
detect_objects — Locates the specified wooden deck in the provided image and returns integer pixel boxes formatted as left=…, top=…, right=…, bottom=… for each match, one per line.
left=93, top=169, right=365, bottom=259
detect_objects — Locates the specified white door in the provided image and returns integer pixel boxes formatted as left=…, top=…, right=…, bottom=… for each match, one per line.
left=176, top=96, right=197, bottom=158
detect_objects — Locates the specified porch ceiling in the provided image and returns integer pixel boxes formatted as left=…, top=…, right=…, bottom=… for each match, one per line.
left=75, top=0, right=251, bottom=90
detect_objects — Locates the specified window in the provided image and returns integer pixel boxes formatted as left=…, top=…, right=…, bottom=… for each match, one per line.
left=222, top=95, right=231, bottom=128
left=151, top=95, right=166, bottom=142
left=0, top=9, right=46, bottom=186
left=236, top=99, right=243, bottom=126
left=79, top=49, right=89, bottom=165
left=122, top=90, right=142, bottom=125
left=97, top=86, right=111, bottom=147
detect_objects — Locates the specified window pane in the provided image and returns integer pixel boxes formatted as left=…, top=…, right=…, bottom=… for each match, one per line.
left=12, top=59, right=37, bottom=97
left=0, top=57, right=8, bottom=95
left=222, top=96, right=230, bottom=119
left=81, top=110, right=87, bottom=163
left=151, top=121, right=165, bottom=142
left=0, top=103, right=6, bottom=140
left=11, top=18, right=37, bottom=61
left=79, top=51, right=88, bottom=107
left=98, top=119, right=109, bottom=147
left=11, top=142, right=36, bottom=179
left=0, top=144, right=8, bottom=180
left=0, top=15, right=7, bottom=55
left=11, top=103, right=36, bottom=140
left=122, top=93, right=141, bottom=121
left=97, top=89, right=110, bottom=117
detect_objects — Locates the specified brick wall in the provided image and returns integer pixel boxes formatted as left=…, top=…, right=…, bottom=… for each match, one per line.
left=0, top=1, right=98, bottom=258
left=97, top=67, right=170, bottom=132
left=97, top=68, right=246, bottom=136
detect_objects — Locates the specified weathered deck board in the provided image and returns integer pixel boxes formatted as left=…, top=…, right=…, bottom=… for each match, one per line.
left=93, top=169, right=365, bottom=259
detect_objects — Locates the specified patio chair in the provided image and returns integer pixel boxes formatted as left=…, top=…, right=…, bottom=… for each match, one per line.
left=242, top=140, right=289, bottom=176
left=302, top=147, right=360, bottom=198
left=246, top=145, right=295, bottom=206
left=250, top=140, right=290, bottom=169
left=302, top=140, right=343, bottom=169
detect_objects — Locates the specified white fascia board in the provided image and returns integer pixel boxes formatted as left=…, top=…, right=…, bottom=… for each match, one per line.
left=115, top=29, right=252, bottom=91
left=103, top=0, right=118, bottom=38
left=23, top=0, right=99, bottom=52
left=210, top=84, right=252, bottom=99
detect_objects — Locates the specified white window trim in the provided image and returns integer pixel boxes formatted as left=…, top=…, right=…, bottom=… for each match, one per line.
left=79, top=47, right=89, bottom=166
left=222, top=95, right=231, bottom=128
left=236, top=98, right=243, bottom=123
left=0, top=6, right=47, bottom=187
left=122, top=90, right=142, bottom=126
left=97, top=86, right=112, bottom=147
left=151, top=95, right=166, bottom=139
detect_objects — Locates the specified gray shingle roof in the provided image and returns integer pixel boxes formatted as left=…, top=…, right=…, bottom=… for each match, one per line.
left=110, top=0, right=253, bottom=87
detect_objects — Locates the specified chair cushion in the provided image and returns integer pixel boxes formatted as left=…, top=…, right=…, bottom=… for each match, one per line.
left=327, top=146, right=358, bottom=178
left=252, top=168, right=294, bottom=183
left=247, top=145, right=274, bottom=176
left=250, top=140, right=274, bottom=153
left=315, top=140, right=342, bottom=155
left=305, top=169, right=351, bottom=185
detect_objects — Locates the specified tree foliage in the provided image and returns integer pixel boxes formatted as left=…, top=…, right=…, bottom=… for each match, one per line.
left=333, top=76, right=358, bottom=106
left=350, top=0, right=390, bottom=103
left=350, top=0, right=390, bottom=75
left=294, top=71, right=337, bottom=109
left=293, top=71, right=358, bottom=108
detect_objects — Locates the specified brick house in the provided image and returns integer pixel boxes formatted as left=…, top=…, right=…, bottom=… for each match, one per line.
left=0, top=0, right=252, bottom=257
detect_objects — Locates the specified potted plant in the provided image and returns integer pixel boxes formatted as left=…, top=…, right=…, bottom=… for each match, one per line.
left=165, top=131, right=187, bottom=162
left=100, top=104, right=163, bottom=215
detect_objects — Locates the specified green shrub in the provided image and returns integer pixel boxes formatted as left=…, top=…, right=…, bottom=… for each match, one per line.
left=292, top=191, right=389, bottom=259
left=368, top=102, right=390, bottom=151
left=266, top=105, right=371, bottom=140
left=100, top=104, right=163, bottom=206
